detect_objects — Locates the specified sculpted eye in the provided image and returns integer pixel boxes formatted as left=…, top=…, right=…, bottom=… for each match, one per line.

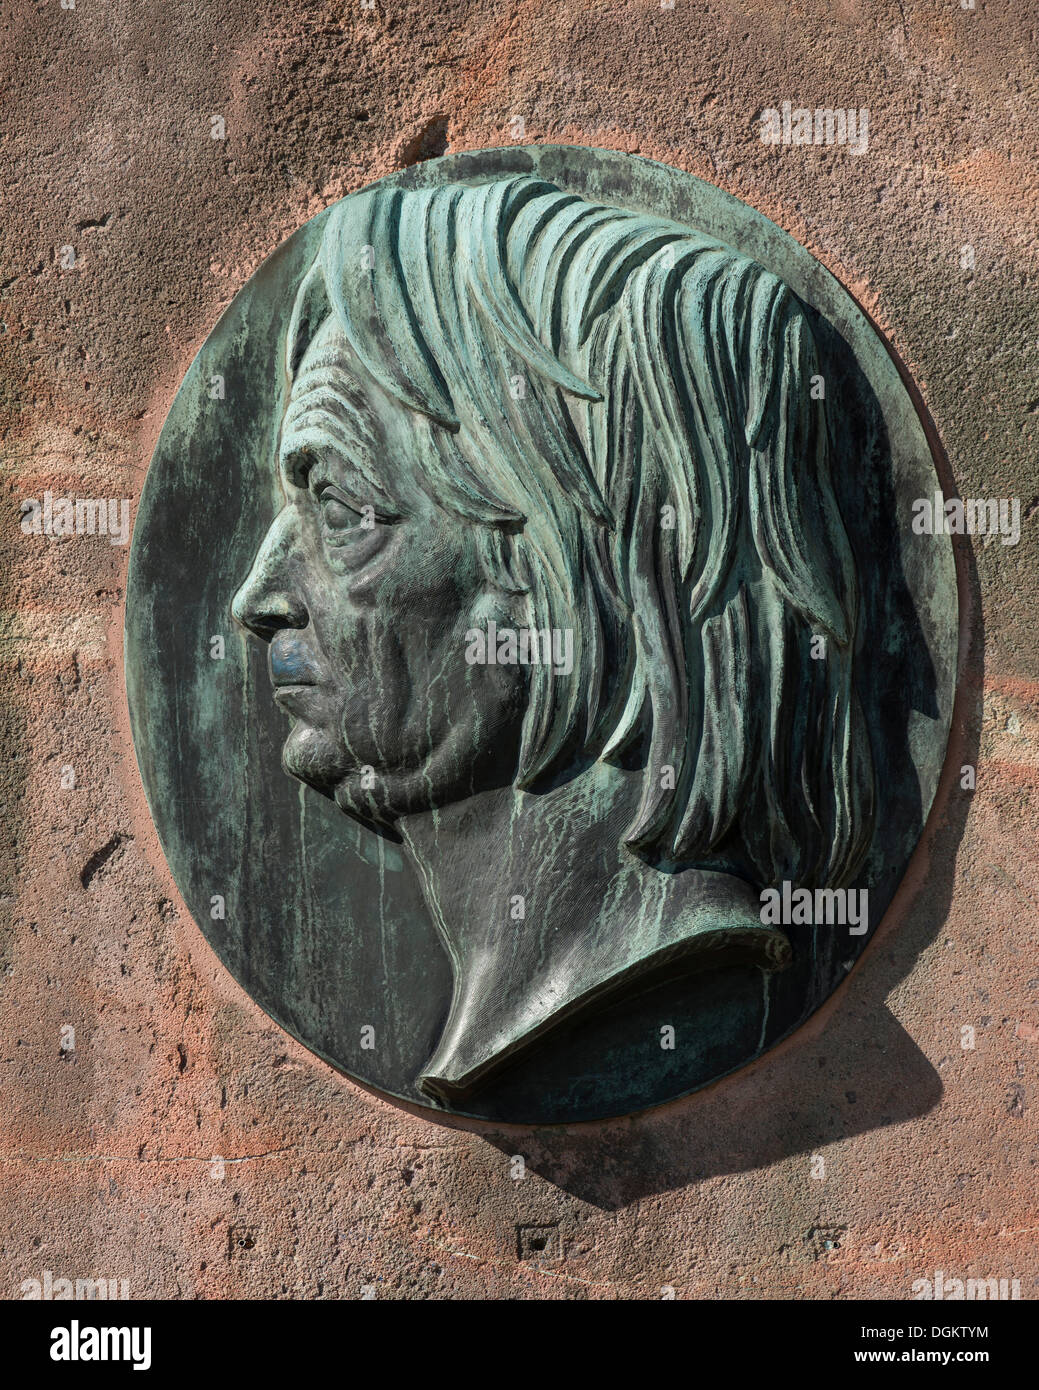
left=317, top=485, right=361, bottom=533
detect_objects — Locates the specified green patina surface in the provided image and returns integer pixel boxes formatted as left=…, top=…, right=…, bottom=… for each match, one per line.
left=125, top=146, right=957, bottom=1122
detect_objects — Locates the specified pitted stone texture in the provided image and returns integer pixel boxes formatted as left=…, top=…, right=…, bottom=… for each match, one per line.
left=1, top=0, right=1036, bottom=1298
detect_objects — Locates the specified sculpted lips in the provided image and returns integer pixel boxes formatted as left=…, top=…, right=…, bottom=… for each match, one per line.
left=269, top=634, right=323, bottom=704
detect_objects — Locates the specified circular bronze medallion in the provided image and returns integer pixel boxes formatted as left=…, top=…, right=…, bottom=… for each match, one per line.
left=126, top=147, right=957, bottom=1122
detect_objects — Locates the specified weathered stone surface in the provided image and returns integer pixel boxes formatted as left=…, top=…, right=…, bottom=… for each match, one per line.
left=1, top=1, right=1036, bottom=1297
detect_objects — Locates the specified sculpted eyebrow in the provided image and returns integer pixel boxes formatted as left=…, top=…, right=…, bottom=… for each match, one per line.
left=279, top=337, right=406, bottom=517
left=279, top=383, right=378, bottom=484
left=278, top=422, right=403, bottom=520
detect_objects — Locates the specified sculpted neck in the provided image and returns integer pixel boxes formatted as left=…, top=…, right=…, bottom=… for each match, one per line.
left=397, top=762, right=790, bottom=1106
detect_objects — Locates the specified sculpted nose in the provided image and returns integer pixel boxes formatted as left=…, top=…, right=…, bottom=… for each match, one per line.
left=231, top=511, right=308, bottom=640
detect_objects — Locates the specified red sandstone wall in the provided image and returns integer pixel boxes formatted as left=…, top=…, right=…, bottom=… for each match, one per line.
left=1, top=0, right=1036, bottom=1298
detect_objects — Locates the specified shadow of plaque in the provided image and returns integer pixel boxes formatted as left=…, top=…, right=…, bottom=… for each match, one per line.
left=125, top=147, right=958, bottom=1123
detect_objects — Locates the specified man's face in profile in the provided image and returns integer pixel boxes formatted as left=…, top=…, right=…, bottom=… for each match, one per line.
left=231, top=327, right=526, bottom=824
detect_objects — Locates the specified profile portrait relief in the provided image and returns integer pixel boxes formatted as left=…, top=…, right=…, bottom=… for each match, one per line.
left=127, top=148, right=956, bottom=1121
left=230, top=172, right=876, bottom=1104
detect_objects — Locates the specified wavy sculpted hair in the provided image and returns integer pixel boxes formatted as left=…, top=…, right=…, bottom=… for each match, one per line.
left=282, top=174, right=875, bottom=890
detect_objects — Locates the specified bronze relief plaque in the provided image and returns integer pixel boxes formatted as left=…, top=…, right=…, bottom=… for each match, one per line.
left=125, top=147, right=957, bottom=1122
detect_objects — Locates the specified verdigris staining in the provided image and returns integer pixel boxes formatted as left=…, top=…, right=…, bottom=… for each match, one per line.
left=125, top=147, right=957, bottom=1122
